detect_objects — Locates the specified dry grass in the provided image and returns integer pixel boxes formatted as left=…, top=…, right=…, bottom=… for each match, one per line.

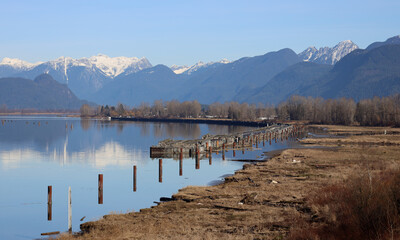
left=57, top=125, right=400, bottom=240
left=288, top=169, right=400, bottom=240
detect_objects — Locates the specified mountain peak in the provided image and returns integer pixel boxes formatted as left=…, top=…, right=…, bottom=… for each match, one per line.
left=299, top=40, right=359, bottom=65
left=171, top=59, right=230, bottom=75
left=0, top=57, right=42, bottom=69
left=339, top=40, right=354, bottom=44
left=366, top=34, right=400, bottom=50
left=33, top=73, right=58, bottom=85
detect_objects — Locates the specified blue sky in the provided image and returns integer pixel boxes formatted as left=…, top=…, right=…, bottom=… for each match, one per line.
left=0, top=0, right=399, bottom=66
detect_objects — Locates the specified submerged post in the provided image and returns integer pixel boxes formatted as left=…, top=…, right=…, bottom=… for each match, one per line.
left=98, top=174, right=103, bottom=204
left=159, top=159, right=163, bottom=183
left=68, top=186, right=72, bottom=233
left=133, top=165, right=137, bottom=192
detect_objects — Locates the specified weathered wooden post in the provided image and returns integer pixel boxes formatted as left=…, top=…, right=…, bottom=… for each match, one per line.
left=133, top=166, right=137, bottom=192
left=68, top=186, right=72, bottom=232
left=179, top=148, right=183, bottom=176
left=233, top=150, right=236, bottom=157
left=47, top=185, right=52, bottom=221
left=98, top=174, right=103, bottom=204
left=159, top=159, right=163, bottom=183
left=209, top=150, right=212, bottom=165
left=195, top=154, right=200, bottom=169
left=222, top=151, right=225, bottom=160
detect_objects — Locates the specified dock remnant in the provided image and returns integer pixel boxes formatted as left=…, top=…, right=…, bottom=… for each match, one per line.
left=150, top=124, right=303, bottom=158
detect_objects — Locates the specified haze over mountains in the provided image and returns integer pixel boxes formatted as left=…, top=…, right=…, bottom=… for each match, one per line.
left=1, top=34, right=400, bottom=109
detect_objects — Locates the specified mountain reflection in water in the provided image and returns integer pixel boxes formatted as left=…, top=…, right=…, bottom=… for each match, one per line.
left=0, top=117, right=254, bottom=169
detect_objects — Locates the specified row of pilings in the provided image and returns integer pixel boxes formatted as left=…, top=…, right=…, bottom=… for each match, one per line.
left=150, top=124, right=305, bottom=158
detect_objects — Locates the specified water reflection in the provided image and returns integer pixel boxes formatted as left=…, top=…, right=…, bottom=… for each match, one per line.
left=0, top=116, right=308, bottom=239
left=0, top=142, right=147, bottom=169
left=0, top=118, right=254, bottom=169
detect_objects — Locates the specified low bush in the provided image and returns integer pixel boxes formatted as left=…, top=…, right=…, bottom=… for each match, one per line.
left=289, top=169, right=400, bottom=240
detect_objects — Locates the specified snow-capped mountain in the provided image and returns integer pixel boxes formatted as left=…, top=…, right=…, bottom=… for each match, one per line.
left=39, top=54, right=151, bottom=78
left=0, top=54, right=151, bottom=78
left=0, top=57, right=42, bottom=70
left=299, top=40, right=359, bottom=65
left=0, top=54, right=152, bottom=100
left=87, top=54, right=151, bottom=77
left=171, top=59, right=230, bottom=75
left=170, top=65, right=190, bottom=74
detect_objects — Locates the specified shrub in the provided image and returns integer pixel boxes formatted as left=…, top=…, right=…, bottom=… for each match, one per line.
left=289, top=170, right=400, bottom=240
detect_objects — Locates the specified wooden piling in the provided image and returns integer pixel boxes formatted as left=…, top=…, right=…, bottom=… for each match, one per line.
left=48, top=186, right=52, bottom=221
left=48, top=186, right=52, bottom=204
left=133, top=166, right=137, bottom=192
left=179, top=154, right=183, bottom=176
left=159, top=159, right=162, bottom=183
left=68, top=186, right=72, bottom=232
left=41, top=231, right=60, bottom=236
left=233, top=150, right=236, bottom=157
left=195, top=155, right=200, bottom=169
left=98, top=174, right=103, bottom=204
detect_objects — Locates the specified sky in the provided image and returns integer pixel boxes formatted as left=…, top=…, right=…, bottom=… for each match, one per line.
left=0, top=0, right=399, bottom=66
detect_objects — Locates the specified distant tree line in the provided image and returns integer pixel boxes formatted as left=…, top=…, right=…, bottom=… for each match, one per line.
left=277, top=95, right=400, bottom=126
left=81, top=94, right=400, bottom=127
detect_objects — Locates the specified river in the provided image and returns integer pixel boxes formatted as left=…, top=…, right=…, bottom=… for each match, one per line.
left=0, top=116, right=301, bottom=239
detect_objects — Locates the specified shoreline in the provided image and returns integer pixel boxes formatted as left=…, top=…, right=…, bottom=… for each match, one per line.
left=58, top=125, right=400, bottom=239
left=111, top=116, right=277, bottom=127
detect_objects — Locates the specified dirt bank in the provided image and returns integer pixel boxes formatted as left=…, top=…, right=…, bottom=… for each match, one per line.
left=58, top=125, right=400, bottom=240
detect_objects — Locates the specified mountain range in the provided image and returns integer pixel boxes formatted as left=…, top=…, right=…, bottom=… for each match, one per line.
left=0, top=55, right=151, bottom=99
left=0, top=34, right=399, bottom=109
left=0, top=74, right=88, bottom=110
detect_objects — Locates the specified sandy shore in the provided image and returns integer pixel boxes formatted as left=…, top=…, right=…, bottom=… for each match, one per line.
left=57, top=125, right=400, bottom=240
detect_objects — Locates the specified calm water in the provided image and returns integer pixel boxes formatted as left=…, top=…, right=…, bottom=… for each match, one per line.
left=0, top=116, right=300, bottom=239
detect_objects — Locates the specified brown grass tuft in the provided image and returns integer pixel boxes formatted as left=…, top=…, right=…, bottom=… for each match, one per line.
left=289, top=169, right=400, bottom=240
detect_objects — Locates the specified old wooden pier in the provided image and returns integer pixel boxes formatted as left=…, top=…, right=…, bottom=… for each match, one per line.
left=150, top=124, right=302, bottom=158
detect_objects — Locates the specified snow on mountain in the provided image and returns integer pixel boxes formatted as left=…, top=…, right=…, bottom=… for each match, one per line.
left=170, top=65, right=189, bottom=74
left=299, top=40, right=359, bottom=65
left=171, top=59, right=230, bottom=75
left=0, top=57, right=42, bottom=70
left=87, top=54, right=151, bottom=77
left=42, top=54, right=152, bottom=78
